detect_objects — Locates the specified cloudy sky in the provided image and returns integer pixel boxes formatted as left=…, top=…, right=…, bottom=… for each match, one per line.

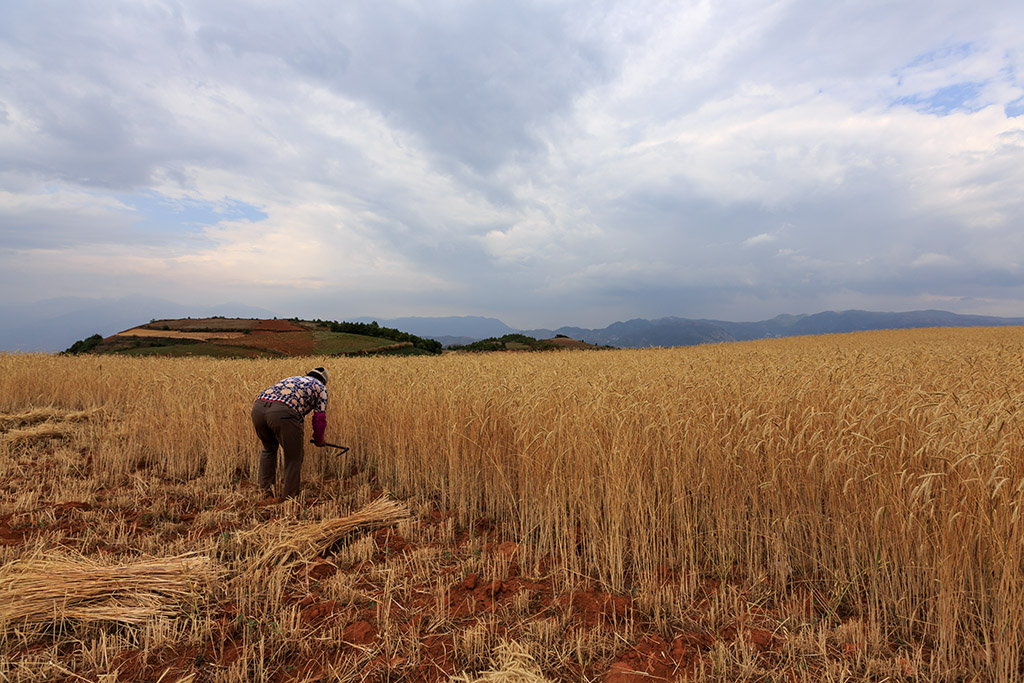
left=2, top=0, right=1023, bottom=329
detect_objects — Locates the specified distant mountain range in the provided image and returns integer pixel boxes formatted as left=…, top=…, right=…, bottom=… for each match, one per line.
left=361, top=310, right=1024, bottom=349
left=4, top=300, right=1024, bottom=353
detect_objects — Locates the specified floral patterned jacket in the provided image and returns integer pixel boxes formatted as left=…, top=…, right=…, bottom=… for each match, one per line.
left=256, top=375, right=328, bottom=441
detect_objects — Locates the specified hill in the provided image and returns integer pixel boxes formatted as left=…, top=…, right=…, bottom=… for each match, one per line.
left=521, top=309, right=1024, bottom=348
left=352, top=315, right=516, bottom=340
left=360, top=309, right=1024, bottom=349
left=70, top=318, right=442, bottom=358
left=0, top=295, right=275, bottom=353
left=19, top=306, right=1024, bottom=355
left=447, top=333, right=605, bottom=352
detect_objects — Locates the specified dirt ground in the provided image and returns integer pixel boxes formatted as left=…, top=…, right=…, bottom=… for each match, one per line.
left=140, top=318, right=264, bottom=332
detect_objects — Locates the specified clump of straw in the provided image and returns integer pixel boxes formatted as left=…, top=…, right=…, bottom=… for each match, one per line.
left=243, top=495, right=410, bottom=569
left=450, top=640, right=554, bottom=682
left=0, top=552, right=218, bottom=629
left=0, top=408, right=102, bottom=451
left=0, top=408, right=100, bottom=432
left=1, top=423, right=76, bottom=449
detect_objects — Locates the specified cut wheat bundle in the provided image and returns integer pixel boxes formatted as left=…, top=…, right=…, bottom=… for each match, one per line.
left=0, top=551, right=219, bottom=630
left=242, top=495, right=410, bottom=569
left=0, top=407, right=101, bottom=432
left=1, top=423, right=76, bottom=449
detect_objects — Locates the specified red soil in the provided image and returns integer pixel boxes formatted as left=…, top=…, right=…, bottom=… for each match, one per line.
left=217, top=331, right=316, bottom=355
left=252, top=319, right=305, bottom=332
left=0, top=518, right=25, bottom=545
left=144, top=318, right=261, bottom=332
left=1, top=492, right=779, bottom=682
left=3, top=471, right=873, bottom=682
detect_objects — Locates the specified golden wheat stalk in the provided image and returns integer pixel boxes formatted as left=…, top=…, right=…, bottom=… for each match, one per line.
left=243, top=495, right=410, bottom=569
left=0, top=552, right=218, bottom=628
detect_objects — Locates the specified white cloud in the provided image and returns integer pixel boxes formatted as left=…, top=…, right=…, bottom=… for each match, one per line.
left=743, top=232, right=777, bottom=247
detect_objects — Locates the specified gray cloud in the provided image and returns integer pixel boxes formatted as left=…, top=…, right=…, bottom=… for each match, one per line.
left=185, top=2, right=610, bottom=175
left=1, top=0, right=1023, bottom=331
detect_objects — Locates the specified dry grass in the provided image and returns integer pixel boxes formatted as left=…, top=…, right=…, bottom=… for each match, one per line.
left=1, top=326, right=1023, bottom=680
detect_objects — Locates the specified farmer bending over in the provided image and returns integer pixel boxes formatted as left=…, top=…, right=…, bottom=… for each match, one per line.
left=252, top=367, right=329, bottom=499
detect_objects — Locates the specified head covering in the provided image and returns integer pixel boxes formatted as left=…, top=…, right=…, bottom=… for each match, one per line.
left=307, top=366, right=329, bottom=385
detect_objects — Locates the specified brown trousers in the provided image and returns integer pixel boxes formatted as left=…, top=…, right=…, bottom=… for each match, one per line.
left=251, top=399, right=304, bottom=499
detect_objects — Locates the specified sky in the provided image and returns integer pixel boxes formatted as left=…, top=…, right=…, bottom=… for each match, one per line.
left=2, top=0, right=1023, bottom=330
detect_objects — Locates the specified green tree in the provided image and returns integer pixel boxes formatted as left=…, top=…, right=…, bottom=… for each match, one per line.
left=63, top=333, right=104, bottom=354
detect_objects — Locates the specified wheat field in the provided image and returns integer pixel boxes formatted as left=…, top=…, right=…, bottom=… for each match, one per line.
left=1, top=326, right=1022, bottom=681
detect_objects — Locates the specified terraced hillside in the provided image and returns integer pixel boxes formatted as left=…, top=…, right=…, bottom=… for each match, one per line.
left=87, top=318, right=432, bottom=358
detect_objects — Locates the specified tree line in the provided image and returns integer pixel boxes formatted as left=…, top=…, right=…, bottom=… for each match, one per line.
left=313, top=319, right=443, bottom=354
